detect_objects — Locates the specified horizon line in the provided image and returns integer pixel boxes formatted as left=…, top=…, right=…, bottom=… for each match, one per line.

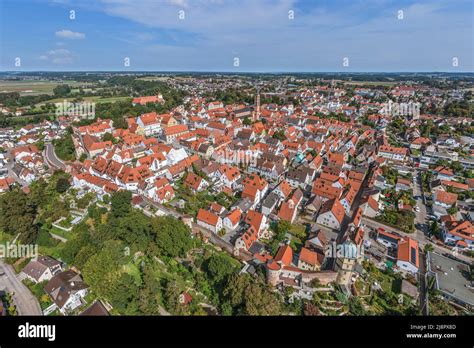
left=1, top=70, right=473, bottom=75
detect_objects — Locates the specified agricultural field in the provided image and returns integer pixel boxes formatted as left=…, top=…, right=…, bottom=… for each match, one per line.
left=36, top=95, right=132, bottom=107
left=0, top=79, right=84, bottom=96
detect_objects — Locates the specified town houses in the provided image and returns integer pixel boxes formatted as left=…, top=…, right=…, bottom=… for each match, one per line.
left=1, top=73, right=473, bottom=317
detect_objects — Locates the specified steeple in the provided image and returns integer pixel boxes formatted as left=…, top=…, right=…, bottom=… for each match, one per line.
left=253, top=86, right=260, bottom=121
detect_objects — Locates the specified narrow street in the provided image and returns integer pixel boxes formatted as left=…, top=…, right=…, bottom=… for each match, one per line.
left=418, top=251, right=429, bottom=315
left=44, top=142, right=67, bottom=170
left=0, top=260, right=43, bottom=315
left=412, top=170, right=429, bottom=243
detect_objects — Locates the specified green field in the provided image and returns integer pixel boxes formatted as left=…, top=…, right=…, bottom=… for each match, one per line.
left=36, top=95, right=132, bottom=106
left=0, top=79, right=84, bottom=96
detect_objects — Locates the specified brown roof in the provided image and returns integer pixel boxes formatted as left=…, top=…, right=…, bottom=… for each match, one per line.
left=80, top=300, right=110, bottom=316
left=44, top=270, right=88, bottom=309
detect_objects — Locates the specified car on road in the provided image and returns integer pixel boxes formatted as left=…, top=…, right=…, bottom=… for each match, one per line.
left=0, top=270, right=5, bottom=276
left=414, top=206, right=420, bottom=212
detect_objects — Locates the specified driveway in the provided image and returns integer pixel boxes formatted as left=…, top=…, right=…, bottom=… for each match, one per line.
left=0, top=261, right=42, bottom=315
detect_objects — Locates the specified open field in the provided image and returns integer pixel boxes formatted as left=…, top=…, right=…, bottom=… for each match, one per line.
left=136, top=76, right=169, bottom=81
left=35, top=95, right=132, bottom=106
left=0, top=79, right=85, bottom=96
left=343, top=80, right=398, bottom=86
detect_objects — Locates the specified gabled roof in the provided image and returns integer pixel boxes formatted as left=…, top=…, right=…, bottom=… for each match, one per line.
left=274, top=245, right=293, bottom=266
left=184, top=172, right=204, bottom=190
left=319, top=198, right=345, bottom=224
left=226, top=209, right=242, bottom=226
left=299, top=247, right=321, bottom=267
left=397, top=238, right=419, bottom=268
left=197, top=209, right=219, bottom=226
left=434, top=190, right=458, bottom=205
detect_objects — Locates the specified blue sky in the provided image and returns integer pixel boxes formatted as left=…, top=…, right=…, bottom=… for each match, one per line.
left=0, top=0, right=472, bottom=72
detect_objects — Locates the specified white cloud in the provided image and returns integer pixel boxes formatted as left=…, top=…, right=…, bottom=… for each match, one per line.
left=55, top=29, right=86, bottom=40
left=45, top=0, right=473, bottom=71
left=48, top=48, right=71, bottom=55
left=39, top=48, right=75, bottom=65
left=52, top=57, right=74, bottom=64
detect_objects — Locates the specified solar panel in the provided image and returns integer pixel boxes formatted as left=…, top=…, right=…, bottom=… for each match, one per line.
left=411, top=247, right=417, bottom=264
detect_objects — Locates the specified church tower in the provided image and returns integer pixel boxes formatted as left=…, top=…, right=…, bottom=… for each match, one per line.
left=253, top=87, right=260, bottom=121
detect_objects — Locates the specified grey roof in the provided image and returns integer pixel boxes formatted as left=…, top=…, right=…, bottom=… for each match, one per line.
left=22, top=261, right=48, bottom=281
left=262, top=192, right=280, bottom=209
left=248, top=241, right=265, bottom=255
left=427, top=252, right=474, bottom=307
left=232, top=198, right=253, bottom=213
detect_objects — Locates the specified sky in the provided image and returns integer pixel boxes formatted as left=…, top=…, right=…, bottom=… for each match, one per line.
left=0, top=0, right=473, bottom=72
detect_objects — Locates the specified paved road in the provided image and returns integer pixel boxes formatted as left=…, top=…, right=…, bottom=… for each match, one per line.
left=44, top=143, right=66, bottom=170
left=361, top=217, right=473, bottom=263
left=0, top=261, right=42, bottom=315
left=140, top=195, right=253, bottom=261
left=412, top=170, right=429, bottom=241
left=362, top=169, right=473, bottom=264
left=418, top=251, right=429, bottom=315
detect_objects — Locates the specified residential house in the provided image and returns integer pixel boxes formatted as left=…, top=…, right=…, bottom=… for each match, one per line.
left=196, top=209, right=223, bottom=233
left=44, top=270, right=89, bottom=314
left=396, top=238, right=419, bottom=274
left=316, top=199, right=345, bottom=230
left=21, top=256, right=62, bottom=284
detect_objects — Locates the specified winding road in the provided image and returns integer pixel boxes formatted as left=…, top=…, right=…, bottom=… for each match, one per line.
left=44, top=142, right=66, bottom=170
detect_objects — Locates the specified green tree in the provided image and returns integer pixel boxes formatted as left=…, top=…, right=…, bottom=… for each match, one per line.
left=0, top=189, right=38, bottom=243
left=55, top=177, right=70, bottom=193
left=151, top=216, right=193, bottom=258
left=82, top=239, right=128, bottom=300
left=222, top=274, right=282, bottom=315
left=163, top=280, right=185, bottom=315
left=205, top=253, right=239, bottom=284
left=102, top=132, right=115, bottom=143
left=53, top=84, right=71, bottom=97
left=108, top=273, right=140, bottom=314
left=110, top=191, right=132, bottom=218
left=243, top=117, right=252, bottom=126
left=53, top=134, right=76, bottom=161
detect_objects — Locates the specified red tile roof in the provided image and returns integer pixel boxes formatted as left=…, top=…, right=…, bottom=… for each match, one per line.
left=197, top=209, right=219, bottom=226
left=274, top=245, right=293, bottom=266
